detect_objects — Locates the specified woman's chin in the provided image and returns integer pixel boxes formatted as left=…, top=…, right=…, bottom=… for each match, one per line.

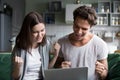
left=37, top=40, right=42, bottom=43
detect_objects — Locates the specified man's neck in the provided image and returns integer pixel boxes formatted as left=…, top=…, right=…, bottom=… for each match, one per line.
left=69, top=33, right=93, bottom=47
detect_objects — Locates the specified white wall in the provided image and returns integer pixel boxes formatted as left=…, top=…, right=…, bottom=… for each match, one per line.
left=46, top=24, right=73, bottom=41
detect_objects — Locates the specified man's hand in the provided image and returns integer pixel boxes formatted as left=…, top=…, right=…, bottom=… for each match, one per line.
left=95, top=61, right=108, bottom=80
left=61, top=61, right=71, bottom=68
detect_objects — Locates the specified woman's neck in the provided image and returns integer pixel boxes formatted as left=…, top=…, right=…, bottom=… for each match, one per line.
left=32, top=42, right=38, bottom=49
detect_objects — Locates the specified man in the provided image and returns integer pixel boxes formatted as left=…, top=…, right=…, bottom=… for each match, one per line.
left=55, top=6, right=108, bottom=80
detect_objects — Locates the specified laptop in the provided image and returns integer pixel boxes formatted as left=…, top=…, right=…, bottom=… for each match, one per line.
left=44, top=67, right=88, bottom=80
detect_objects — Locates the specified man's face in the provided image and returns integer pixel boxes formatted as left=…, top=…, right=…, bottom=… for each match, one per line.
left=73, top=17, right=91, bottom=41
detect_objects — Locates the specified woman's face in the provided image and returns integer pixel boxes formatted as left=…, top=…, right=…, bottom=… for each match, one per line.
left=32, top=23, right=46, bottom=44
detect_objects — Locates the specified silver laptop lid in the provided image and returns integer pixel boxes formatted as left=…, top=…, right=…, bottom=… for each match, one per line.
left=44, top=67, right=88, bottom=80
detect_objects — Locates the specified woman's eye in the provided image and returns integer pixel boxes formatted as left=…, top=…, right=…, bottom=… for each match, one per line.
left=32, top=31, right=36, bottom=33
left=32, top=31, right=38, bottom=34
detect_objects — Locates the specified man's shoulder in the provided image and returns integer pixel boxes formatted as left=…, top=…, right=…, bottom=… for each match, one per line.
left=92, top=35, right=107, bottom=46
left=59, top=35, right=69, bottom=40
left=58, top=34, right=69, bottom=44
left=93, top=35, right=105, bottom=42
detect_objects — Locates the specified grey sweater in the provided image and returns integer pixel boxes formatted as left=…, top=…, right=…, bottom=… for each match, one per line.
left=11, top=43, right=50, bottom=80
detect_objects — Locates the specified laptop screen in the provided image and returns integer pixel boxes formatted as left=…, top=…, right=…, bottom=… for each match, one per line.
left=44, top=67, right=88, bottom=80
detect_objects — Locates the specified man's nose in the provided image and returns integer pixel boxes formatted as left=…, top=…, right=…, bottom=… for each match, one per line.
left=77, top=28, right=82, bottom=34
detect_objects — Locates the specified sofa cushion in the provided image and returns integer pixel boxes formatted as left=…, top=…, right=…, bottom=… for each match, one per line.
left=107, top=54, right=120, bottom=80
left=0, top=53, right=11, bottom=80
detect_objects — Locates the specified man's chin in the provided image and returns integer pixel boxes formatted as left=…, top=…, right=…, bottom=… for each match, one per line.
left=74, top=37, right=83, bottom=41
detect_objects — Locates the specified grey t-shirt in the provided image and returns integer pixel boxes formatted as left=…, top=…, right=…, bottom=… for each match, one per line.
left=58, top=34, right=108, bottom=80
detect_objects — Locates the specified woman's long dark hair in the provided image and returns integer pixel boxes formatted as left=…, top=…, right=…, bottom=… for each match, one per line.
left=15, top=12, right=46, bottom=51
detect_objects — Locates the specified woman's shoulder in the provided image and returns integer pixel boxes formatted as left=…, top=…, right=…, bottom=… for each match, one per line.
left=42, top=39, right=51, bottom=49
left=12, top=46, right=26, bottom=58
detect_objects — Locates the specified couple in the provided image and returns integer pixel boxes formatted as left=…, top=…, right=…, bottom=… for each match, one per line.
left=12, top=6, right=108, bottom=80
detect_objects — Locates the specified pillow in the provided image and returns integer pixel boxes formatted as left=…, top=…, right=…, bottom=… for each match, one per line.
left=108, top=54, right=120, bottom=70
left=0, top=53, right=11, bottom=80
left=107, top=61, right=120, bottom=80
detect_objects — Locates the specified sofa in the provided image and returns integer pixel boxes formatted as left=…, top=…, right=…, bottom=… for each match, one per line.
left=0, top=53, right=11, bottom=80
left=0, top=53, right=120, bottom=80
left=106, top=53, right=120, bottom=80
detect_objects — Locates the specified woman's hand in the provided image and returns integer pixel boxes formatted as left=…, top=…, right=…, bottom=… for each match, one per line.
left=12, top=56, right=23, bottom=79
left=14, top=56, right=23, bottom=68
left=51, top=42, right=61, bottom=57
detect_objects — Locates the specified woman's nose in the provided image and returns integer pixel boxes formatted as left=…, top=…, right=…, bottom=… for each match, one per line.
left=38, top=32, right=42, bottom=37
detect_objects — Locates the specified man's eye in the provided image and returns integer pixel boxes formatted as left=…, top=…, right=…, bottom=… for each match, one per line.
left=82, top=28, right=88, bottom=30
left=41, top=30, right=44, bottom=32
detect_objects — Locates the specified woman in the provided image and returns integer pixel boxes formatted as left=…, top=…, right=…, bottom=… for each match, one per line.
left=11, top=12, right=60, bottom=80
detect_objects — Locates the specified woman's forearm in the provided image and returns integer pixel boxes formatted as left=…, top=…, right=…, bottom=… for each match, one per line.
left=48, top=53, right=58, bottom=68
left=12, top=66, right=21, bottom=79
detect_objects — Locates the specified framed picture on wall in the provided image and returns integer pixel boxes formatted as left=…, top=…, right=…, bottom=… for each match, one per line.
left=44, top=12, right=55, bottom=24
left=48, top=1, right=62, bottom=12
